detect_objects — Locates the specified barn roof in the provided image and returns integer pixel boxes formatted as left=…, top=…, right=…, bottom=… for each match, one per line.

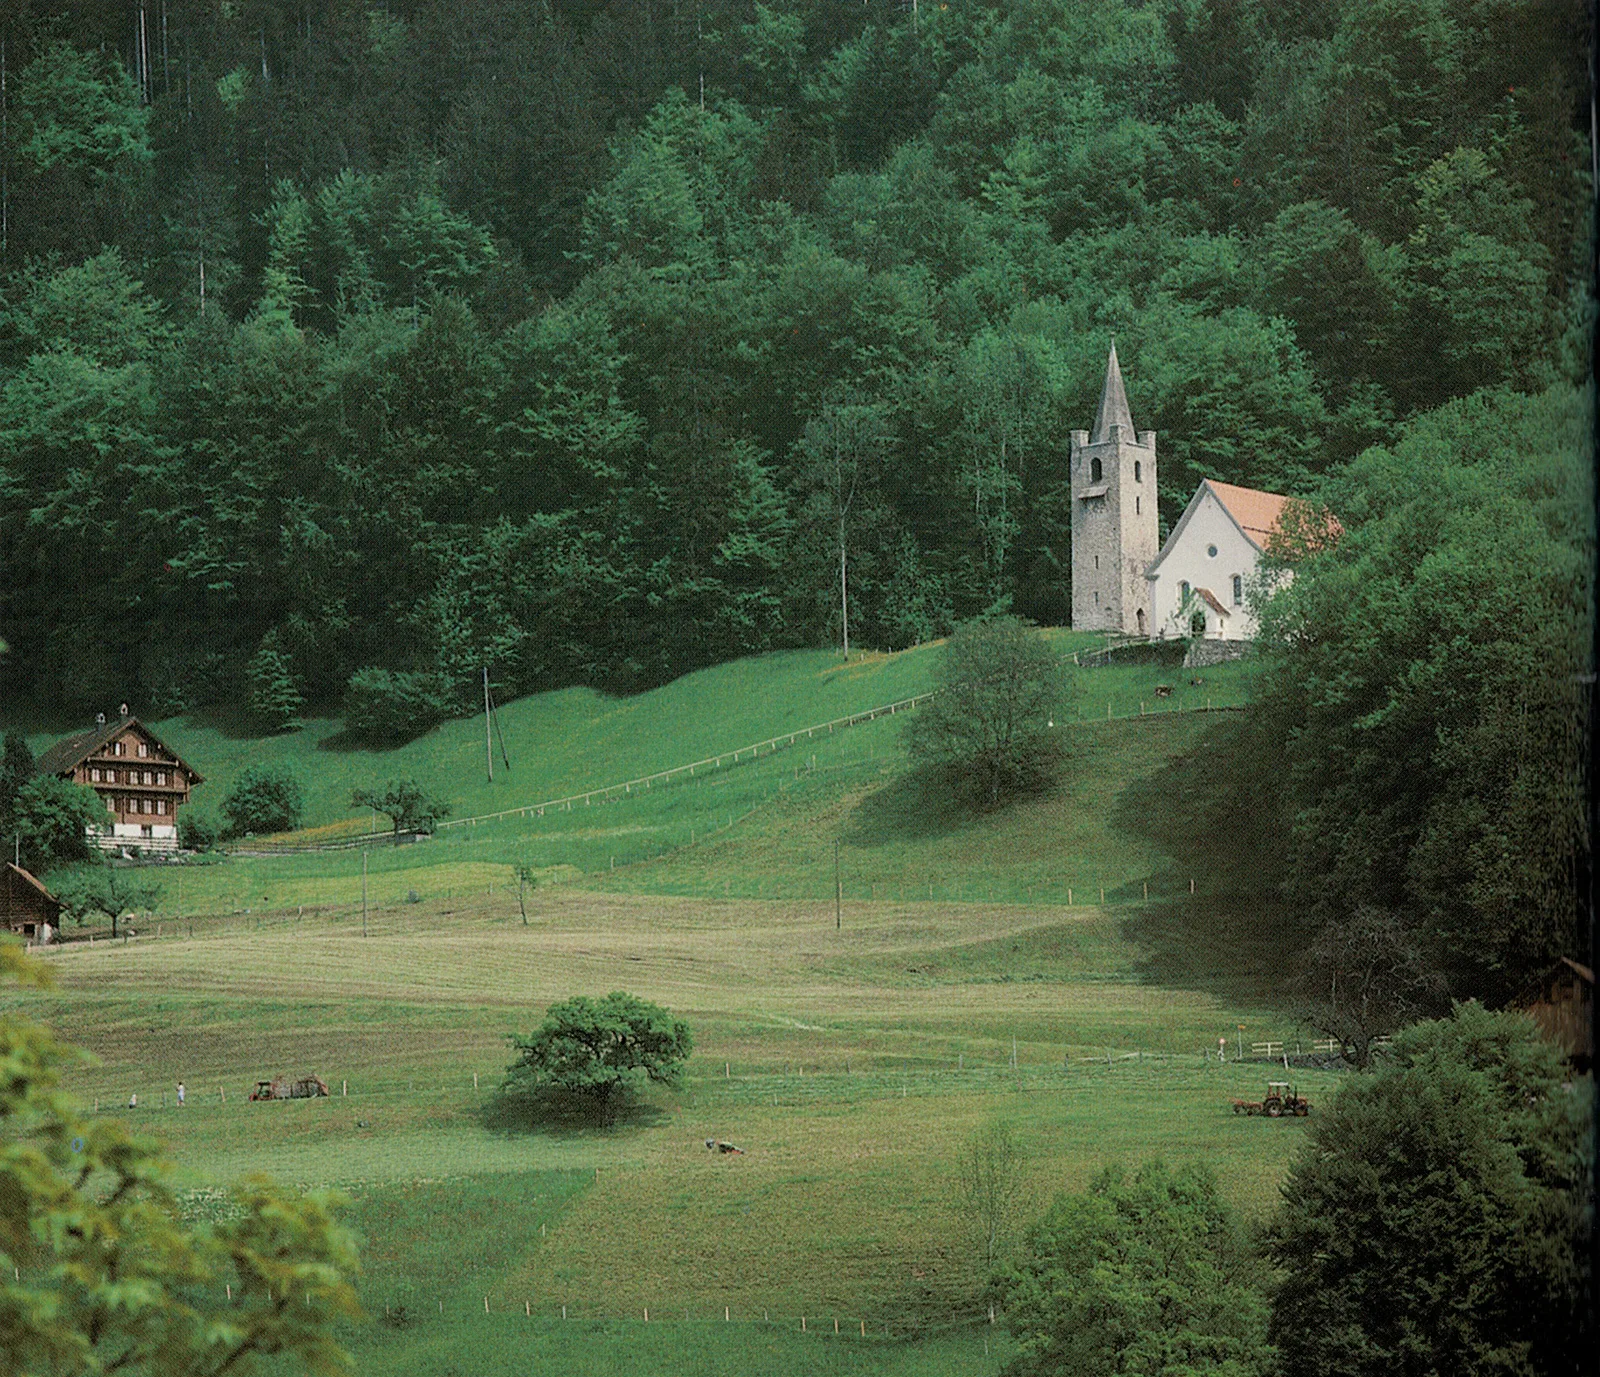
left=35, top=718, right=203, bottom=783
left=3, top=862, right=57, bottom=903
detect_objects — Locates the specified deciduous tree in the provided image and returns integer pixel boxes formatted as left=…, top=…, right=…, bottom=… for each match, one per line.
left=1266, top=1003, right=1593, bottom=1377
left=500, top=992, right=692, bottom=1128
left=997, top=1160, right=1273, bottom=1377
left=221, top=765, right=305, bottom=838
left=907, top=617, right=1070, bottom=810
left=350, top=779, right=451, bottom=838
left=957, top=1120, right=1027, bottom=1269
left=10, top=776, right=103, bottom=873
left=49, top=863, right=163, bottom=939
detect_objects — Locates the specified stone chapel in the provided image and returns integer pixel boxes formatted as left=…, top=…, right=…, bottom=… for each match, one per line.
left=1070, top=343, right=1330, bottom=642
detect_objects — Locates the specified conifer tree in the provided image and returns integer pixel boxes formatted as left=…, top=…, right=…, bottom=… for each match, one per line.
left=245, top=632, right=305, bottom=733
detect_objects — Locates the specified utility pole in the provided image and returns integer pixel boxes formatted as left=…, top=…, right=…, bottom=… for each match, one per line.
left=484, top=666, right=493, bottom=784
left=362, top=851, right=368, bottom=939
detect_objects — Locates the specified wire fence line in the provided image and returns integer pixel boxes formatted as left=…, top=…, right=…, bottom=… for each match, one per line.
left=81, top=1038, right=1341, bottom=1120
left=232, top=694, right=936, bottom=855
left=231, top=687, right=1247, bottom=856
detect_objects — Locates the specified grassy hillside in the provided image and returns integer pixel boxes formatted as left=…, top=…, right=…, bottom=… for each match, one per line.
left=22, top=634, right=1251, bottom=840
left=53, top=639, right=1256, bottom=928
left=5, top=636, right=1299, bottom=1376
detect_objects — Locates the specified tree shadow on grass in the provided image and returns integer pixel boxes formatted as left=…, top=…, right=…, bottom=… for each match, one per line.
left=1110, top=712, right=1311, bottom=1007
left=843, top=762, right=994, bottom=846
left=476, top=1087, right=671, bottom=1140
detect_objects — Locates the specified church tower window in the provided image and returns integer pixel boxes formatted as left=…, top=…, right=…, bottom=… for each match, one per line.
left=1091, top=457, right=1103, bottom=482
left=1134, top=461, right=1142, bottom=482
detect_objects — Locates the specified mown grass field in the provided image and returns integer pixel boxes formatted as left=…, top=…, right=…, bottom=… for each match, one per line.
left=6, top=640, right=1300, bottom=1375
left=16, top=890, right=1327, bottom=1374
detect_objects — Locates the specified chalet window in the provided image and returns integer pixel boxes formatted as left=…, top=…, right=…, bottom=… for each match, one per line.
left=91, top=767, right=101, bottom=782
left=106, top=797, right=115, bottom=813
left=157, top=800, right=166, bottom=815
left=141, top=799, right=149, bottom=814
left=1232, top=574, right=1243, bottom=604
left=138, top=743, right=149, bottom=758
left=143, top=771, right=152, bottom=785
left=114, top=742, right=125, bottom=756
left=157, top=771, right=167, bottom=785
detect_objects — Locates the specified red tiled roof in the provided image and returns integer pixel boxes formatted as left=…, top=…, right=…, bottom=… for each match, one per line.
left=1207, top=480, right=1341, bottom=552
left=1194, top=587, right=1229, bottom=616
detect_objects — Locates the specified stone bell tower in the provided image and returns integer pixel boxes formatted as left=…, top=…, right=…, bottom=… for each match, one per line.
left=1070, top=342, right=1159, bottom=636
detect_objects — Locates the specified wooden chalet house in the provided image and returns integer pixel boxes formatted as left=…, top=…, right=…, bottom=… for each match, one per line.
left=35, top=716, right=203, bottom=854
left=1, top=862, right=61, bottom=942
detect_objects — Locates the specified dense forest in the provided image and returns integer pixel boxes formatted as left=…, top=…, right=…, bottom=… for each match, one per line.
left=0, top=0, right=1589, bottom=723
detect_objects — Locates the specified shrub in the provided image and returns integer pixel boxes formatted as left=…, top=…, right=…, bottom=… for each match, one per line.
left=343, top=668, right=453, bottom=745
left=220, top=765, right=304, bottom=837
left=177, top=810, right=220, bottom=851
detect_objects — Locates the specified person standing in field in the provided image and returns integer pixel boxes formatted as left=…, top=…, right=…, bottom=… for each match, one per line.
left=176, top=1082, right=185, bottom=1107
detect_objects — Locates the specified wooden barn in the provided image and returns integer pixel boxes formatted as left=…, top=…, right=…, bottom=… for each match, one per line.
left=1, top=862, right=62, bottom=943
left=35, top=715, right=203, bottom=854
left=1519, top=957, right=1593, bottom=1072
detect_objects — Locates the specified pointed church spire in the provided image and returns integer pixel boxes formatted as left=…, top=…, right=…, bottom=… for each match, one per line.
left=1090, top=340, right=1135, bottom=444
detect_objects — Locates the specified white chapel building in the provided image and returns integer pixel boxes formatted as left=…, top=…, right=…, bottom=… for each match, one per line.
left=1070, top=344, right=1322, bottom=642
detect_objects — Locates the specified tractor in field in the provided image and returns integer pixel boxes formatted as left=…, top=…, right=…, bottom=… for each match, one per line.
left=249, top=1074, right=329, bottom=1101
left=1231, top=1081, right=1311, bottom=1117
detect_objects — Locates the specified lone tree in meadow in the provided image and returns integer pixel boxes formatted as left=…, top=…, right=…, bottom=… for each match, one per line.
left=350, top=779, right=451, bottom=838
left=908, top=617, right=1071, bottom=810
left=500, top=992, right=692, bottom=1128
left=50, top=864, right=164, bottom=940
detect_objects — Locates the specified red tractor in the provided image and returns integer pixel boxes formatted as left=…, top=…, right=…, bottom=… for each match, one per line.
left=1231, top=1081, right=1311, bottom=1117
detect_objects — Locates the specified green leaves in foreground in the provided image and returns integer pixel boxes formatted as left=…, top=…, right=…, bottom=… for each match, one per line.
left=996, top=1159, right=1272, bottom=1377
left=0, top=942, right=362, bottom=1376
left=500, top=992, right=692, bottom=1129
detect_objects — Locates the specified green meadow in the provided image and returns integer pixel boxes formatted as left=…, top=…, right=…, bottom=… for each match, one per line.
left=6, top=642, right=1312, bottom=1375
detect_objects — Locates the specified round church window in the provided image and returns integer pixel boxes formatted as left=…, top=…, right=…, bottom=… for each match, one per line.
left=1207, top=544, right=1218, bottom=557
